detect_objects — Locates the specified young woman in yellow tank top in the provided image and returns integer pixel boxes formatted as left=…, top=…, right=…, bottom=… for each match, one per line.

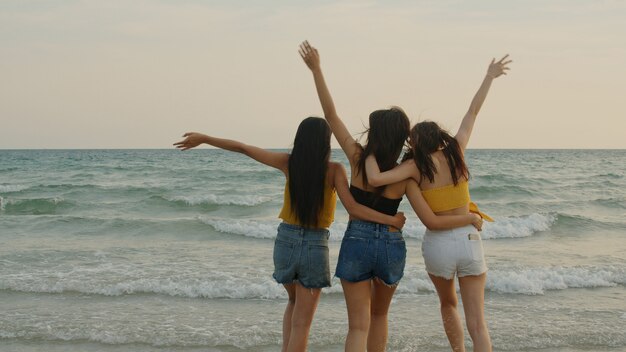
left=365, top=56, right=512, bottom=352
left=300, top=41, right=485, bottom=352
left=173, top=117, right=407, bottom=352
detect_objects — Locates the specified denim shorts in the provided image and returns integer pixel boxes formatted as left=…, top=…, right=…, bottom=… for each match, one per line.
left=272, top=223, right=331, bottom=289
left=335, top=220, right=407, bottom=286
left=422, top=224, right=488, bottom=280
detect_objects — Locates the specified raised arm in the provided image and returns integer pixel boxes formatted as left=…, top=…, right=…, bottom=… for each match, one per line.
left=332, top=163, right=406, bottom=230
left=174, top=132, right=289, bottom=173
left=455, top=55, right=512, bottom=150
left=299, top=41, right=360, bottom=164
left=406, top=180, right=482, bottom=231
left=365, top=155, right=419, bottom=187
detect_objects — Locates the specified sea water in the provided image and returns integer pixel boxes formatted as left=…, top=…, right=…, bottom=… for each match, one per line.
left=1, top=149, right=625, bottom=351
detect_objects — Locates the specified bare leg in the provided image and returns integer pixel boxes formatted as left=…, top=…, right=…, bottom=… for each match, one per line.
left=367, top=278, right=397, bottom=352
left=429, top=274, right=466, bottom=352
left=282, top=284, right=296, bottom=352
left=341, top=279, right=372, bottom=352
left=458, top=274, right=491, bottom=352
left=286, top=282, right=322, bottom=352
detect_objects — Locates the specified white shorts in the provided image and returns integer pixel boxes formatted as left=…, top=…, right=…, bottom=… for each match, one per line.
left=421, top=224, right=488, bottom=280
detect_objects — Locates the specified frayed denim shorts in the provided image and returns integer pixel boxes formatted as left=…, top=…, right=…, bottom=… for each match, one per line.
left=335, top=220, right=407, bottom=286
left=272, top=222, right=331, bottom=289
left=422, top=224, right=488, bottom=280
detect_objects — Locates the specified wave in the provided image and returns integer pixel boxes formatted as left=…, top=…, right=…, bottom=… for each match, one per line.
left=199, top=213, right=556, bottom=241
left=167, top=194, right=272, bottom=207
left=596, top=172, right=624, bottom=179
left=200, top=217, right=355, bottom=241
left=0, top=275, right=286, bottom=300
left=0, top=184, right=29, bottom=193
left=3, top=263, right=622, bottom=298
left=469, top=184, right=537, bottom=198
left=199, top=218, right=282, bottom=239
left=590, top=197, right=626, bottom=209
left=480, top=213, right=557, bottom=239
left=2, top=215, right=213, bottom=237
left=0, top=197, right=75, bottom=215
left=553, top=213, right=626, bottom=231
left=486, top=265, right=626, bottom=295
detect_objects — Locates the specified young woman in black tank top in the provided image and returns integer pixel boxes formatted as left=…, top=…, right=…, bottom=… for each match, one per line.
left=300, top=41, right=482, bottom=352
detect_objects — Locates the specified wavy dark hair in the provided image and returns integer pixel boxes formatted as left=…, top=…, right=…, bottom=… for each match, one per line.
left=403, top=121, right=469, bottom=185
left=288, top=117, right=332, bottom=227
left=356, top=107, right=410, bottom=196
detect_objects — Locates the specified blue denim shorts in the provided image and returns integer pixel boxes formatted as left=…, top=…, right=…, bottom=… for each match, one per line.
left=272, top=223, right=331, bottom=289
left=335, top=220, right=407, bottom=286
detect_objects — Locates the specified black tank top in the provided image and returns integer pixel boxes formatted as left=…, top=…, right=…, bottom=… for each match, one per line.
left=349, top=185, right=402, bottom=216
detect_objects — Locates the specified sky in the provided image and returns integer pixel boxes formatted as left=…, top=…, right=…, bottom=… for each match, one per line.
left=1, top=0, right=625, bottom=149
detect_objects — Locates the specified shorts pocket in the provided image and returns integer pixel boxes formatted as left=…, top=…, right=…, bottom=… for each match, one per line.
left=386, top=239, right=407, bottom=265
left=465, top=236, right=485, bottom=262
left=339, top=236, right=369, bottom=264
left=308, top=244, right=330, bottom=278
left=273, top=239, right=295, bottom=270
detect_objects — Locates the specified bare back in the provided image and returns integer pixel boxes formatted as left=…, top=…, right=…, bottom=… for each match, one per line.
left=418, top=149, right=470, bottom=216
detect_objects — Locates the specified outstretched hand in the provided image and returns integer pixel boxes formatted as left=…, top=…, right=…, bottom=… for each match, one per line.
left=487, top=55, right=512, bottom=79
left=173, top=132, right=207, bottom=151
left=299, top=40, right=320, bottom=71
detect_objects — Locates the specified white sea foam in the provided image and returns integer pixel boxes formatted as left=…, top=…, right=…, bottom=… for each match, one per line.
left=487, top=265, right=626, bottom=295
left=200, top=213, right=555, bottom=241
left=2, top=264, right=623, bottom=298
left=170, top=194, right=271, bottom=206
left=200, top=218, right=279, bottom=239
left=0, top=272, right=287, bottom=299
left=0, top=184, right=28, bottom=193
left=480, top=213, right=557, bottom=239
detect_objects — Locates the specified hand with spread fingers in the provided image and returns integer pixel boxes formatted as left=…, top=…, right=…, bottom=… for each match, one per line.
left=173, top=132, right=208, bottom=151
left=487, top=54, right=512, bottom=79
left=299, top=40, right=320, bottom=72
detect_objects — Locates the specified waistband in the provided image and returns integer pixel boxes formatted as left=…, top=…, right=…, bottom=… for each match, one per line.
left=346, top=220, right=402, bottom=238
left=424, top=224, right=478, bottom=237
left=278, top=222, right=330, bottom=240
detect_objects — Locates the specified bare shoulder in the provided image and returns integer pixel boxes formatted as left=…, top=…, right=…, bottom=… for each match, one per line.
left=328, top=161, right=347, bottom=175
left=327, top=161, right=347, bottom=188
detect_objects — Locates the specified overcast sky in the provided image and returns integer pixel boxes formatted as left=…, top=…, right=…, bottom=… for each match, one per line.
left=1, top=0, right=625, bottom=149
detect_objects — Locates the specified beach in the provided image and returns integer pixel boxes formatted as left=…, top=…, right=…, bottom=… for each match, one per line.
left=1, top=149, right=625, bottom=351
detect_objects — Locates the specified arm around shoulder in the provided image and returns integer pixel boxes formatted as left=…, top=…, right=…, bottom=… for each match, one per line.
left=331, top=163, right=406, bottom=229
left=405, top=180, right=479, bottom=230
left=365, top=156, right=418, bottom=187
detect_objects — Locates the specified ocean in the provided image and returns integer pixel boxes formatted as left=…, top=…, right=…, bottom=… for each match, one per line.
left=0, top=149, right=625, bottom=352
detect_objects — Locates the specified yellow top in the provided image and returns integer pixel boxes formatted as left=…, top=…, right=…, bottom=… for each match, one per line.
left=421, top=181, right=494, bottom=222
left=278, top=181, right=337, bottom=228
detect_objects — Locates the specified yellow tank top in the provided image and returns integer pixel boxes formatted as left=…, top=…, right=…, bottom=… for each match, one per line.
left=421, top=181, right=494, bottom=222
left=278, top=181, right=337, bottom=228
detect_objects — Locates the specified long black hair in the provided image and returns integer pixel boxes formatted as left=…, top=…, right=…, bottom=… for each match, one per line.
left=403, top=121, right=469, bottom=185
left=288, top=117, right=332, bottom=227
left=355, top=107, right=410, bottom=196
